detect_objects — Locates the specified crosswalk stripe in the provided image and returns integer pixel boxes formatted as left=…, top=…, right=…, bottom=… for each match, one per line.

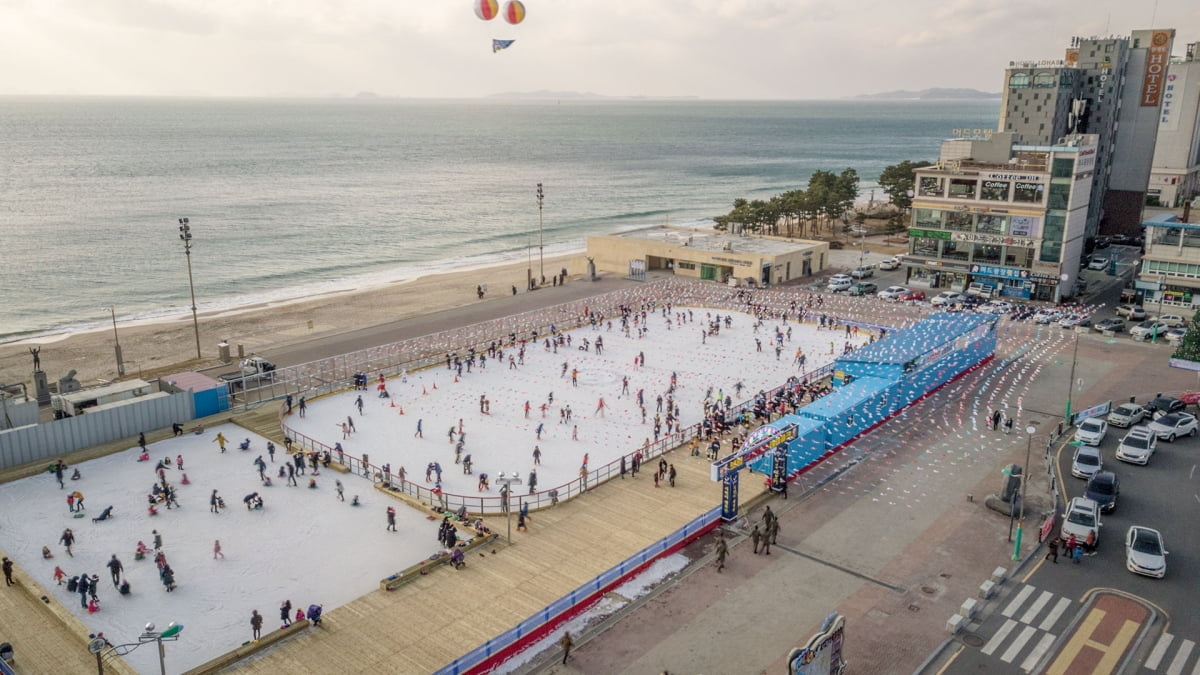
left=1039, top=597, right=1071, bottom=631
left=1147, top=633, right=1175, bottom=670
left=1003, top=586, right=1036, bottom=618
left=1166, top=639, right=1194, bottom=675
left=983, top=619, right=1019, bottom=656
left=1022, top=632, right=1057, bottom=673
left=1021, top=591, right=1053, bottom=625
left=1002, top=626, right=1038, bottom=663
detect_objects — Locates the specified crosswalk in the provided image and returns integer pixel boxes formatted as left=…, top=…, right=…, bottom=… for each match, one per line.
left=980, top=584, right=1076, bottom=673
left=975, top=583, right=1200, bottom=674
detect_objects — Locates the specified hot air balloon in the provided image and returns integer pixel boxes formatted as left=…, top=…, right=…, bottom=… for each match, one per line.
left=474, top=0, right=499, bottom=21
left=502, top=0, right=526, bottom=25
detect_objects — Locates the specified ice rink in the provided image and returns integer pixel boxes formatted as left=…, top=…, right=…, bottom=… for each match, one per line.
left=0, top=306, right=867, bottom=672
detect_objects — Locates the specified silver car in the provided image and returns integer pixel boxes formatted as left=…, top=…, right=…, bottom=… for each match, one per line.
left=1125, top=526, right=1167, bottom=578
left=1107, top=403, right=1146, bottom=428
left=1071, top=446, right=1103, bottom=479
left=1115, top=427, right=1157, bottom=465
left=1147, top=412, right=1199, bottom=442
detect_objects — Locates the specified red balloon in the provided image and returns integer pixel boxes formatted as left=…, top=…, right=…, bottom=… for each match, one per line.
left=474, top=0, right=499, bottom=21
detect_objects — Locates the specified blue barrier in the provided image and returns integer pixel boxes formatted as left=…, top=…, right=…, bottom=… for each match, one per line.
left=436, top=506, right=722, bottom=674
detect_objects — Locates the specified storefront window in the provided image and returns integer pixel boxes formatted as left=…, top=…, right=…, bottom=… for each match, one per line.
left=912, top=237, right=940, bottom=257
left=945, top=211, right=973, bottom=231
left=914, top=208, right=943, bottom=230
left=972, top=244, right=1002, bottom=264
left=918, top=177, right=944, bottom=197
left=942, top=241, right=969, bottom=261
left=1013, top=182, right=1045, bottom=203
left=948, top=179, right=977, bottom=200
left=980, top=180, right=1010, bottom=201
left=976, top=215, right=1007, bottom=234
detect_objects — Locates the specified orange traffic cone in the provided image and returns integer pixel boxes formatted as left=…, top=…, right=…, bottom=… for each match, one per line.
left=397, top=406, right=404, bottom=415
left=390, top=400, right=395, bottom=407
left=433, top=383, right=438, bottom=390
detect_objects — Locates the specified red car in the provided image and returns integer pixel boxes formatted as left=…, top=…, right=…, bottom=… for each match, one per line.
left=898, top=289, right=926, bottom=302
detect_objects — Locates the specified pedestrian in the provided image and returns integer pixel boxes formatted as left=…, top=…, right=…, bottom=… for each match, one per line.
left=386, top=506, right=397, bottom=532
left=1072, top=543, right=1084, bottom=564
left=281, top=600, right=293, bottom=627
left=107, top=554, right=123, bottom=586
left=213, top=539, right=224, bottom=559
left=560, top=631, right=574, bottom=664
left=533, top=446, right=542, bottom=465
left=55, top=460, right=65, bottom=489
left=210, top=489, right=221, bottom=514
left=1065, top=533, right=1077, bottom=560
left=285, top=394, right=293, bottom=415
left=153, top=529, right=163, bottom=551
left=336, top=480, right=345, bottom=501
left=768, top=516, right=780, bottom=545
left=762, top=506, right=775, bottom=529
left=251, top=610, right=263, bottom=641
left=266, top=442, right=275, bottom=462
left=619, top=455, right=627, bottom=479
left=750, top=524, right=762, bottom=554
left=1004, top=416, right=1014, bottom=434
left=414, top=419, right=423, bottom=438
left=298, top=396, right=307, bottom=417
left=60, top=528, right=75, bottom=557
left=668, top=464, right=677, bottom=487
left=992, top=410, right=1001, bottom=431
left=714, top=536, right=727, bottom=573
left=1084, top=530, right=1096, bottom=555
left=1045, top=538, right=1059, bottom=563
left=2, top=557, right=13, bottom=586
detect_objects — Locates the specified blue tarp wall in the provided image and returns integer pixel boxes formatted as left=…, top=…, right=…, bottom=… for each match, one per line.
left=747, top=415, right=827, bottom=476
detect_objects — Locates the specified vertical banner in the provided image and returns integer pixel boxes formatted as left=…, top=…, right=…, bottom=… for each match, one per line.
left=1141, top=30, right=1174, bottom=107
left=721, top=471, right=740, bottom=521
left=771, top=449, right=788, bottom=493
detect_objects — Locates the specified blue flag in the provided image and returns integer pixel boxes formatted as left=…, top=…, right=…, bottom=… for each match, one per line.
left=492, top=39, right=515, bottom=53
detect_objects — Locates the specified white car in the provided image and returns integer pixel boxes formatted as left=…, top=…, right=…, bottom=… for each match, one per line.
left=1074, top=418, right=1108, bottom=446
left=1155, top=314, right=1187, bottom=328
left=979, top=301, right=1013, bottom=314
left=930, top=291, right=963, bottom=307
left=1125, top=526, right=1167, bottom=578
left=827, top=274, right=853, bottom=292
left=877, top=286, right=909, bottom=300
left=1130, top=320, right=1169, bottom=339
left=1115, top=427, right=1156, bottom=465
left=1061, top=497, right=1101, bottom=546
left=1146, top=412, right=1199, bottom=442
left=1088, top=256, right=1109, bottom=271
left=1107, top=403, right=1147, bottom=428
left=1034, top=309, right=1062, bottom=324
left=1071, top=446, right=1103, bottom=479
left=878, top=257, right=901, bottom=271
left=850, top=265, right=874, bottom=279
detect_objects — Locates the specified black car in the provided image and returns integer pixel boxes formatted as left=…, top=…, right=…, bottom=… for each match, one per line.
left=1144, top=397, right=1186, bottom=419
left=1085, top=471, right=1120, bottom=513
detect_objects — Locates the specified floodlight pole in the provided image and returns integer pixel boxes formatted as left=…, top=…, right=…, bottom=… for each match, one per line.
left=1013, top=425, right=1038, bottom=560
left=536, top=183, right=545, bottom=285
left=108, top=305, right=125, bottom=376
left=178, top=218, right=202, bottom=360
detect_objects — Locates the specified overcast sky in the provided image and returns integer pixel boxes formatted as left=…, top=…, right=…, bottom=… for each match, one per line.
left=1, top=0, right=1196, bottom=99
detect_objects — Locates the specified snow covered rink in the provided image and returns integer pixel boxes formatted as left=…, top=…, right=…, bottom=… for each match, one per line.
left=0, top=306, right=865, bottom=672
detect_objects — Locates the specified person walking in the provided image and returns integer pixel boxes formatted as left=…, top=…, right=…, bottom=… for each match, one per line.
left=1045, top=537, right=1059, bottom=563
left=335, top=480, right=345, bottom=502
left=991, top=410, right=1001, bottom=431
left=153, top=529, right=163, bottom=551
left=251, top=610, right=263, bottom=641
left=414, top=419, right=423, bottom=439
left=1072, top=543, right=1084, bottom=564
left=213, top=539, right=224, bottom=559
left=106, top=555, right=123, bottom=586
left=668, top=464, right=677, bottom=487
left=210, top=489, right=222, bottom=514
left=560, top=631, right=574, bottom=664
left=714, top=536, right=727, bottom=573
left=750, top=525, right=762, bottom=554
left=768, top=516, right=780, bottom=546
left=386, top=506, right=397, bottom=532
left=60, top=528, right=75, bottom=557
left=2, top=557, right=14, bottom=586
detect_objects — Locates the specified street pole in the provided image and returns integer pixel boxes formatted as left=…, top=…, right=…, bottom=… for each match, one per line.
left=1013, top=424, right=1038, bottom=560
left=495, top=472, right=522, bottom=544
left=1064, top=329, right=1080, bottom=422
left=109, top=306, right=125, bottom=376
left=527, top=237, right=532, bottom=291
left=178, top=218, right=202, bottom=360
left=536, top=183, right=544, bottom=285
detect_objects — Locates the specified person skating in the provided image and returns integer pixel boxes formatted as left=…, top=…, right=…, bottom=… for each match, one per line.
left=213, top=540, right=224, bottom=559
left=213, top=432, right=228, bottom=453
left=60, top=528, right=75, bottom=557
left=386, top=506, right=397, bottom=532
left=251, top=610, right=263, bottom=641
left=336, top=480, right=345, bottom=502
left=281, top=600, right=293, bottom=627
left=106, top=555, right=123, bottom=586
left=210, top=489, right=222, bottom=514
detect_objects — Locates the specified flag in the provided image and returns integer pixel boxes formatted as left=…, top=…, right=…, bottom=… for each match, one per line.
left=493, top=39, right=515, bottom=53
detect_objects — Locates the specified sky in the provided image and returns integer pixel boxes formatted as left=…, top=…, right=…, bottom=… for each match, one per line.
left=1, top=0, right=1196, bottom=99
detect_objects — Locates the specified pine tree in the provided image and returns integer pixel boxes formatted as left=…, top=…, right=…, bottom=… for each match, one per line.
left=1170, top=309, right=1200, bottom=362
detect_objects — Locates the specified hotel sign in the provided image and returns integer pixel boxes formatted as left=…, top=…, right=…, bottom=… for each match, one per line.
left=952, top=232, right=1037, bottom=247
left=1142, top=30, right=1174, bottom=107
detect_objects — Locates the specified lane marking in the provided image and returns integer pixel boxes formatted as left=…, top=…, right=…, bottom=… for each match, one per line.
left=1040, top=597, right=1072, bottom=631
left=1004, top=586, right=1036, bottom=618
left=1022, top=632, right=1057, bottom=673
left=1021, top=590, right=1053, bottom=625
left=1002, top=625, right=1038, bottom=663
left=1147, top=632, right=1175, bottom=670
left=1045, top=608, right=1141, bottom=675
left=1166, top=639, right=1194, bottom=675
left=983, top=619, right=1019, bottom=656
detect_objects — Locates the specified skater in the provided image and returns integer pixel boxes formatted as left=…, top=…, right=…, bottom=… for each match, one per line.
left=281, top=600, right=293, bottom=627
left=307, top=604, right=323, bottom=627
left=595, top=396, right=606, bottom=417
left=210, top=489, right=222, bottom=514
left=2, top=557, right=13, bottom=586
left=414, top=419, right=423, bottom=438
left=153, top=530, right=163, bottom=551
left=267, top=442, right=275, bottom=463
left=213, top=432, right=228, bottom=453
left=255, top=456, right=267, bottom=481
left=298, top=396, right=307, bottom=417
left=336, top=480, right=345, bottom=501
left=60, top=528, right=75, bottom=557
left=213, top=539, right=224, bottom=559
left=386, top=506, right=397, bottom=532
left=106, top=555, right=123, bottom=586
left=991, top=409, right=1001, bottom=431
left=532, top=446, right=542, bottom=465
left=251, top=610, right=263, bottom=641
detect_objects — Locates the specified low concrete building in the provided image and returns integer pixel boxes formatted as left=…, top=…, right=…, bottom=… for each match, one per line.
left=586, top=226, right=829, bottom=286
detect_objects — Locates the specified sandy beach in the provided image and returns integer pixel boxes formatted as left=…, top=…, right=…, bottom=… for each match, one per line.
left=0, top=252, right=589, bottom=390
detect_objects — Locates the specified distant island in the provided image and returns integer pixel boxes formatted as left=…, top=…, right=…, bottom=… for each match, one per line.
left=488, top=90, right=699, bottom=101
left=851, top=88, right=1001, bottom=101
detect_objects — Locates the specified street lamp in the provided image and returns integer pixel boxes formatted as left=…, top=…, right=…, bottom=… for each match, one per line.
left=495, top=471, right=522, bottom=544
left=1012, top=424, right=1038, bottom=560
left=108, top=306, right=125, bottom=376
left=177, top=218, right=202, bottom=360
left=536, top=183, right=545, bottom=285
left=527, top=237, right=533, bottom=291
left=94, top=622, right=184, bottom=675
left=1064, top=328, right=1080, bottom=422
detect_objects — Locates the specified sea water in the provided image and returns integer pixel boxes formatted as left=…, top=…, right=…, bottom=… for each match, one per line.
left=0, top=97, right=997, bottom=341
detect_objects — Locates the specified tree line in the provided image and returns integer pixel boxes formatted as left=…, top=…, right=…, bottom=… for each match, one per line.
left=712, top=160, right=933, bottom=238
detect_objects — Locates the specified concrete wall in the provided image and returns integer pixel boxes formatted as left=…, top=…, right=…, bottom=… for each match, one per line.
left=0, top=396, right=39, bottom=430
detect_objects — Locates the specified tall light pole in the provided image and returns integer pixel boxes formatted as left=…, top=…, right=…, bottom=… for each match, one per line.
left=108, top=306, right=125, bottom=376
left=1013, top=424, right=1038, bottom=560
left=536, top=183, right=545, bottom=285
left=1064, top=329, right=1080, bottom=422
left=527, top=237, right=532, bottom=291
left=177, top=218, right=202, bottom=360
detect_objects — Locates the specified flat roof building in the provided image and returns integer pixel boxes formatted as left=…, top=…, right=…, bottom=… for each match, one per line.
left=1149, top=42, right=1200, bottom=209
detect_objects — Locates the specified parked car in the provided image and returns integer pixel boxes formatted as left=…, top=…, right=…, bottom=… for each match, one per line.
left=1107, top=403, right=1147, bottom=428
left=847, top=281, right=878, bottom=297
left=1155, top=314, right=1187, bottom=328
left=1061, top=497, right=1102, bottom=545
left=898, top=289, right=926, bottom=302
left=877, top=257, right=901, bottom=271
left=1130, top=320, right=1169, bottom=339
left=1059, top=314, right=1091, bottom=329
left=930, top=291, right=963, bottom=307
left=1071, top=446, right=1103, bottom=479
left=1125, top=526, right=1167, bottom=578
left=979, top=300, right=1013, bottom=314
left=877, top=286, right=909, bottom=300
left=1115, top=427, right=1157, bottom=465
left=827, top=274, right=854, bottom=292
left=1143, top=396, right=1185, bottom=419
left=1085, top=471, right=1120, bottom=513
left=1034, top=308, right=1062, bottom=324
left=1088, top=256, right=1109, bottom=271
left=1146, top=412, right=1198, bottom=442
left=1165, top=328, right=1187, bottom=346
left=1094, top=318, right=1126, bottom=333
left=1074, top=418, right=1108, bottom=446
left=850, top=265, right=874, bottom=279
left=1116, top=305, right=1148, bottom=321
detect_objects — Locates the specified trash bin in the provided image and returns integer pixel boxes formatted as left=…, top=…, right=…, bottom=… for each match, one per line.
left=217, top=342, right=231, bottom=364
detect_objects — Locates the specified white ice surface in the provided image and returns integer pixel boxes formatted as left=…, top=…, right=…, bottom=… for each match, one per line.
left=0, top=307, right=860, bottom=673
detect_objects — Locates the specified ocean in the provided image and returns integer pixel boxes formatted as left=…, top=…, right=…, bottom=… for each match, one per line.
left=0, top=97, right=998, bottom=342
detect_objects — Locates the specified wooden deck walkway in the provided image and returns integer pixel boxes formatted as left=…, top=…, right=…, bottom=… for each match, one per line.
left=223, top=448, right=762, bottom=674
